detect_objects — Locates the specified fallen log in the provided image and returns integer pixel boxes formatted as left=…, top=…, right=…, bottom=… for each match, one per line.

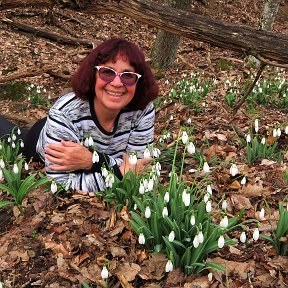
left=1, top=0, right=288, bottom=65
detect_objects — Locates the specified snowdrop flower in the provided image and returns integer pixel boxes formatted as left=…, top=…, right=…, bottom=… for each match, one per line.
left=198, top=231, right=204, bottom=243
left=147, top=178, right=154, bottom=191
left=206, top=201, right=212, bottom=212
left=261, top=137, right=266, bottom=145
left=165, top=260, right=173, bottom=272
left=51, top=181, right=57, bottom=193
left=24, top=162, right=29, bottom=171
left=164, top=79, right=169, bottom=85
left=101, top=266, right=109, bottom=279
left=222, top=200, right=227, bottom=210
left=187, top=142, right=195, bottom=154
left=168, top=231, right=175, bottom=242
left=182, top=131, right=189, bottom=144
left=20, top=140, right=24, bottom=148
left=203, top=193, right=210, bottom=203
left=193, top=235, right=200, bottom=248
left=153, top=148, right=161, bottom=158
left=88, top=136, right=94, bottom=146
left=101, top=167, right=109, bottom=178
left=230, top=163, right=238, bottom=177
left=206, top=184, right=212, bottom=195
left=0, top=159, right=5, bottom=169
left=145, top=206, right=151, bottom=219
left=133, top=204, right=138, bottom=210
left=246, top=134, right=251, bottom=143
left=0, top=144, right=2, bottom=150
left=240, top=231, right=246, bottom=243
left=105, top=173, right=115, bottom=188
left=139, top=182, right=145, bottom=194
left=259, top=208, right=265, bottom=220
left=220, top=215, right=229, bottom=228
left=182, top=189, right=190, bottom=206
left=129, top=153, right=137, bottom=165
left=155, top=162, right=161, bottom=172
left=218, top=235, right=225, bottom=248
left=12, top=134, right=16, bottom=141
left=0, top=169, right=3, bottom=180
left=138, top=233, right=145, bottom=245
left=273, top=128, right=277, bottom=137
left=11, top=142, right=15, bottom=149
left=276, top=128, right=281, bottom=137
left=241, top=176, right=247, bottom=185
left=208, top=272, right=213, bottom=282
left=7, top=137, right=11, bottom=143
left=92, top=151, right=99, bottom=163
left=203, top=162, right=210, bottom=173
left=254, top=119, right=259, bottom=133
left=253, top=228, right=260, bottom=241
left=190, top=214, right=196, bottom=226
left=84, top=138, right=89, bottom=147
left=170, top=115, right=174, bottom=121
left=285, top=126, right=288, bottom=135
left=13, top=163, right=19, bottom=174
left=162, top=207, right=168, bottom=218
left=187, top=118, right=192, bottom=124
left=164, top=192, right=170, bottom=203
left=143, top=147, right=151, bottom=159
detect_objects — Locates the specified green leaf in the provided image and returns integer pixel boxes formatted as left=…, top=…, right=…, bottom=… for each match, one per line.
left=0, top=200, right=15, bottom=209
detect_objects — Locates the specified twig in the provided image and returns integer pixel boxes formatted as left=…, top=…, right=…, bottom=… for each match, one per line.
left=233, top=62, right=267, bottom=113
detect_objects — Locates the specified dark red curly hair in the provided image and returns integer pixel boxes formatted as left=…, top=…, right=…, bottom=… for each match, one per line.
left=71, top=38, right=159, bottom=110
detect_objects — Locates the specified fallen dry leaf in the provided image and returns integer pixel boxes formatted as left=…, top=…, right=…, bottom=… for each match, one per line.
left=115, top=262, right=141, bottom=282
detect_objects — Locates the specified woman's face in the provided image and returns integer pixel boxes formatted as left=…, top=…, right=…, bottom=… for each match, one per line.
left=94, top=55, right=137, bottom=115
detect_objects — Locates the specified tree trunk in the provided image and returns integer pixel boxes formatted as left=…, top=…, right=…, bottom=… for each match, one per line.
left=259, top=0, right=282, bottom=31
left=151, top=0, right=192, bottom=69
left=1, top=0, right=288, bottom=65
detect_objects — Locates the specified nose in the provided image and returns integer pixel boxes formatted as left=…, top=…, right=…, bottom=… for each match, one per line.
left=110, top=74, right=123, bottom=86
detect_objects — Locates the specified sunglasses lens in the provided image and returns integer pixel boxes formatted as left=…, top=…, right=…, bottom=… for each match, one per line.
left=98, top=67, right=139, bottom=86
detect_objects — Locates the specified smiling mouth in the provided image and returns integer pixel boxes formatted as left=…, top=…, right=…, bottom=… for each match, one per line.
left=106, top=90, right=125, bottom=97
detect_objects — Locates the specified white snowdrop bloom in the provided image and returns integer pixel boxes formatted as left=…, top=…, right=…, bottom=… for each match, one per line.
left=12, top=134, right=16, bottom=141
left=164, top=192, right=170, bottom=203
left=138, top=233, right=145, bottom=245
left=164, top=79, right=169, bottom=85
left=203, top=193, right=210, bottom=204
left=254, top=119, right=259, bottom=133
left=92, top=151, right=99, bottom=163
left=84, top=138, right=89, bottom=147
left=182, top=189, right=190, bottom=206
left=261, top=137, right=266, bottom=145
left=168, top=231, right=175, bottom=242
left=241, top=176, right=247, bottom=185
left=20, top=140, right=24, bottom=148
left=285, top=126, right=288, bottom=135
left=276, top=128, right=281, bottom=137
left=0, top=144, right=2, bottom=150
left=133, top=204, right=138, bottom=210
left=165, top=260, right=173, bottom=272
left=147, top=178, right=154, bottom=191
left=51, top=181, right=57, bottom=193
left=143, top=147, right=151, bottom=159
left=155, top=162, right=161, bottom=172
left=101, top=167, right=109, bottom=178
left=240, top=231, right=246, bottom=243
left=208, top=272, right=213, bottom=282
left=162, top=207, right=168, bottom=218
left=218, top=235, right=225, bottom=248
left=220, top=215, right=229, bottom=228
left=13, top=163, right=19, bottom=174
left=101, top=266, right=109, bottom=279
left=203, top=162, right=210, bottom=173
left=182, top=131, right=189, bottom=144
left=139, top=183, right=145, bottom=194
left=258, top=87, right=262, bottom=93
left=129, top=154, right=138, bottom=165
left=0, top=159, right=4, bottom=169
left=0, top=169, right=3, bottom=180
left=166, top=132, right=171, bottom=139
left=253, top=228, right=260, bottom=241
left=187, top=142, right=195, bottom=154
left=170, top=115, right=174, bottom=121
left=187, top=118, right=192, bottom=124
left=273, top=128, right=277, bottom=137
left=28, top=97, right=31, bottom=101
left=17, top=128, right=21, bottom=135
left=24, top=162, right=29, bottom=171
left=193, top=235, right=200, bottom=248
left=11, top=142, right=15, bottom=149
left=153, top=148, right=161, bottom=158
left=259, top=208, right=265, bottom=220
left=230, top=163, right=238, bottom=177
left=189, top=168, right=196, bottom=173
left=246, top=134, right=251, bottom=143
left=88, top=136, right=94, bottom=146
left=206, top=201, right=212, bottom=213
left=105, top=173, right=115, bottom=188
left=143, top=179, right=149, bottom=189
left=198, top=231, right=204, bottom=243
left=190, top=214, right=196, bottom=226
left=7, top=137, right=11, bottom=143
left=43, top=88, right=47, bottom=93
left=222, top=200, right=227, bottom=210
left=206, top=184, right=212, bottom=195
left=159, top=137, right=164, bottom=143
left=145, top=206, right=151, bottom=219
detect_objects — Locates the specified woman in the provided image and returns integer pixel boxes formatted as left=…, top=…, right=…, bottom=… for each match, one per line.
left=0, top=38, right=159, bottom=192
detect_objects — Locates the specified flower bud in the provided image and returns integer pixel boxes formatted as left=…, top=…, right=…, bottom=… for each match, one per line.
left=253, top=228, right=259, bottom=241
left=220, top=215, right=229, bottom=228
left=254, top=119, right=259, bottom=133
left=203, top=162, right=210, bottom=173
left=259, top=208, right=265, bottom=220
left=240, top=231, right=246, bottom=243
left=101, top=266, right=109, bottom=279
left=138, top=233, right=145, bottom=245
left=218, top=235, right=225, bottom=248
left=182, top=131, right=189, bottom=144
left=162, top=207, right=168, bottom=218
left=230, top=163, right=238, bottom=177
left=187, top=142, right=195, bottom=154
left=164, top=192, right=170, bottom=203
left=168, top=231, right=175, bottom=242
left=198, top=231, right=204, bottom=243
left=206, top=184, right=212, bottom=195
left=206, top=201, right=212, bottom=213
left=246, top=134, right=251, bottom=143
left=190, top=214, right=196, bottom=226
left=165, top=260, right=173, bottom=272
left=241, top=176, right=247, bottom=185
left=51, top=181, right=57, bottom=194
left=222, top=200, right=227, bottom=210
left=13, top=163, right=19, bottom=174
left=193, top=236, right=200, bottom=248
left=144, top=206, right=151, bottom=219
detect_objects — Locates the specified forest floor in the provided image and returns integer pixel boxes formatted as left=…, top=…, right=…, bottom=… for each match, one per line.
left=0, top=0, right=288, bottom=287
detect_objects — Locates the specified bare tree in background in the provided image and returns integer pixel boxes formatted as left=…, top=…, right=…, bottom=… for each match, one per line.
left=150, top=0, right=192, bottom=70
left=259, top=0, right=282, bottom=31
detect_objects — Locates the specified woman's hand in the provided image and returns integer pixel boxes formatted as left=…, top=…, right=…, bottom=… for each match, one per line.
left=120, top=153, right=151, bottom=175
left=44, top=140, right=93, bottom=171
